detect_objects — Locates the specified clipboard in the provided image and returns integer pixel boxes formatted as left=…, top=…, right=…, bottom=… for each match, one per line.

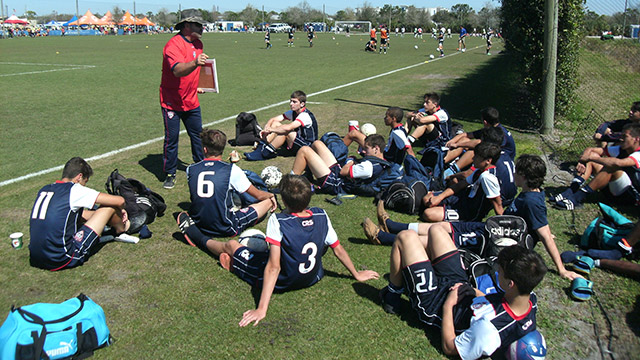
left=198, top=59, right=219, bottom=93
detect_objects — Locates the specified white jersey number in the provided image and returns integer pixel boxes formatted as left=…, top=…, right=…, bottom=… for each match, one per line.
left=415, top=271, right=437, bottom=293
left=31, top=191, right=54, bottom=220
left=196, top=171, right=216, bottom=198
left=298, top=242, right=318, bottom=274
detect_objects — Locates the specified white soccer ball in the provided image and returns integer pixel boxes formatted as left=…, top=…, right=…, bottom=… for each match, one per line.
left=361, top=123, right=377, bottom=136
left=461, top=48, right=466, bottom=52
left=261, top=166, right=283, bottom=188
left=414, top=45, right=418, bottom=49
left=239, top=229, right=269, bottom=252
left=429, top=54, right=435, bottom=59
left=494, top=237, right=518, bottom=247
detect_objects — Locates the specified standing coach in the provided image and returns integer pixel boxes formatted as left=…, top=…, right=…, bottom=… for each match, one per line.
left=160, top=9, right=209, bottom=189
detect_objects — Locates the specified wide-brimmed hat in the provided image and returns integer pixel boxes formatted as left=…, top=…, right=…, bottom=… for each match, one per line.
left=175, top=8, right=205, bottom=30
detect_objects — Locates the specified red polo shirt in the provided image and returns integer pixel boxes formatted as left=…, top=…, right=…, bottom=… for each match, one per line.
left=160, top=34, right=203, bottom=111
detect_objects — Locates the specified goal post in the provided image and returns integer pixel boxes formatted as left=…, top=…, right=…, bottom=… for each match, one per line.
left=334, top=21, right=371, bottom=34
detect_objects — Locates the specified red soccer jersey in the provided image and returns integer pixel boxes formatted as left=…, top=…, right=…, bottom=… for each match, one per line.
left=159, top=34, right=203, bottom=111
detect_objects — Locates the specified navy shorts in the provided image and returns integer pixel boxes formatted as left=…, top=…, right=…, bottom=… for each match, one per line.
left=53, top=224, right=101, bottom=271
left=403, top=250, right=468, bottom=328
left=317, top=164, right=344, bottom=195
left=449, top=222, right=486, bottom=255
left=230, top=246, right=269, bottom=287
left=230, top=206, right=260, bottom=235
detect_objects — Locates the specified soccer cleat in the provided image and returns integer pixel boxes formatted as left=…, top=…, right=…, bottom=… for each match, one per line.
left=377, top=200, right=390, bottom=233
left=379, top=287, right=401, bottom=315
left=618, top=238, right=633, bottom=255
left=361, top=218, right=381, bottom=245
left=163, top=174, right=176, bottom=189
left=553, top=198, right=579, bottom=211
left=177, top=211, right=197, bottom=247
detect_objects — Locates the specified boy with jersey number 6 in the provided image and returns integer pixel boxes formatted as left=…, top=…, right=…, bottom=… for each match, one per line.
left=177, top=174, right=379, bottom=326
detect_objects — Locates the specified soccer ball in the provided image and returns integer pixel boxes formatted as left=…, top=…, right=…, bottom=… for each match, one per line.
left=239, top=229, right=269, bottom=252
left=414, top=45, right=418, bottom=49
left=261, top=166, right=283, bottom=188
left=461, top=48, right=466, bottom=52
left=506, top=330, right=547, bottom=360
left=361, top=123, right=377, bottom=136
left=429, top=54, right=435, bottom=59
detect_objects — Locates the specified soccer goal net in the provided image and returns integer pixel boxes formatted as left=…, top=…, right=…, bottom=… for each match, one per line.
left=334, top=21, right=371, bottom=34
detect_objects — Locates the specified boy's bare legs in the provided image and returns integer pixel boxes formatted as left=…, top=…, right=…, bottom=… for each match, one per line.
left=426, top=225, right=458, bottom=260
left=409, top=124, right=434, bottom=141
left=311, top=141, right=339, bottom=165
left=342, top=130, right=366, bottom=147
left=208, top=239, right=244, bottom=270
left=444, top=147, right=464, bottom=164
left=292, top=146, right=331, bottom=178
left=83, top=207, right=128, bottom=235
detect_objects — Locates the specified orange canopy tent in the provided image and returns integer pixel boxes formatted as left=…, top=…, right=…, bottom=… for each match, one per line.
left=68, top=10, right=102, bottom=25
left=118, top=11, right=136, bottom=25
left=136, top=17, right=155, bottom=26
left=99, top=11, right=115, bottom=25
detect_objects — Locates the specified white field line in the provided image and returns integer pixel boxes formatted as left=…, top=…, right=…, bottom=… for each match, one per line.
left=0, top=62, right=96, bottom=77
left=0, top=47, right=479, bottom=187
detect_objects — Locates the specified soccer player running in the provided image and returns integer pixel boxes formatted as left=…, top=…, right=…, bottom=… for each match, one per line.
left=438, top=28, right=445, bottom=57
left=486, top=29, right=493, bottom=55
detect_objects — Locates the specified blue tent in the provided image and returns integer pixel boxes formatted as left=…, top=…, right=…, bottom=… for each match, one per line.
left=62, top=16, right=78, bottom=26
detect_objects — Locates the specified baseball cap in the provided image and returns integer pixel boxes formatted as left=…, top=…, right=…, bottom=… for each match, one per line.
left=176, top=8, right=205, bottom=30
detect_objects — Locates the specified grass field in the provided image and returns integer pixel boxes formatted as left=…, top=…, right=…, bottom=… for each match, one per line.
left=0, top=32, right=638, bottom=359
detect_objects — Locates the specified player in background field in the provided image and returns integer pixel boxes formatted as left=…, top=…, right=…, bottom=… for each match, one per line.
left=458, top=25, right=467, bottom=52
left=380, top=26, right=389, bottom=54
left=264, top=29, right=272, bottom=49
left=486, top=29, right=493, bottom=55
left=307, top=26, right=314, bottom=47
left=287, top=27, right=295, bottom=47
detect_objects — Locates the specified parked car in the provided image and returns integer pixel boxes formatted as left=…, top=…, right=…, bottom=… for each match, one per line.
left=268, top=23, right=291, bottom=33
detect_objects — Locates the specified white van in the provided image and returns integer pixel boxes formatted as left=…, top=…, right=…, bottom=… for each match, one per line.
left=268, top=23, right=291, bottom=33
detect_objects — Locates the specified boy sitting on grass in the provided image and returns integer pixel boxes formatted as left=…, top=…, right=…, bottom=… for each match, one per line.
left=380, top=226, right=547, bottom=359
left=177, top=174, right=379, bottom=326
left=365, top=154, right=581, bottom=281
left=291, top=135, right=388, bottom=195
left=29, top=157, right=129, bottom=270
left=342, top=107, right=415, bottom=164
left=421, top=141, right=503, bottom=222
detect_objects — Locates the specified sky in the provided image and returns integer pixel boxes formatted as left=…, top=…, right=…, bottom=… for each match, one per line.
left=4, top=0, right=628, bottom=18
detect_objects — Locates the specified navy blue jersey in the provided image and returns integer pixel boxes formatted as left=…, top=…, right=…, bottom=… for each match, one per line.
left=422, top=107, right=452, bottom=148
left=187, top=159, right=251, bottom=237
left=384, top=124, right=411, bottom=164
left=495, top=153, right=517, bottom=206
left=266, top=207, right=339, bottom=291
left=284, top=108, right=318, bottom=147
left=504, top=191, right=548, bottom=243
left=472, top=125, right=516, bottom=160
left=29, top=182, right=99, bottom=268
left=595, top=118, right=630, bottom=143
left=446, top=167, right=501, bottom=222
left=455, top=292, right=538, bottom=359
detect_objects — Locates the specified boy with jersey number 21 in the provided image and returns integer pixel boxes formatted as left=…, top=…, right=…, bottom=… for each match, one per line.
left=177, top=174, right=379, bottom=326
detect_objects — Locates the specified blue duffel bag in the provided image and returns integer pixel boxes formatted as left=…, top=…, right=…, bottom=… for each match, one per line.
left=0, top=294, right=112, bottom=359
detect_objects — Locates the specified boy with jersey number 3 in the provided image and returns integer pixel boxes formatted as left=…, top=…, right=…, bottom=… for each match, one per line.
left=177, top=174, right=379, bottom=326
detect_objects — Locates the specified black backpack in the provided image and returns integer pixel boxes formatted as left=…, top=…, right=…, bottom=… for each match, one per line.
left=105, top=170, right=166, bottom=234
left=484, top=215, right=534, bottom=257
left=230, top=112, right=261, bottom=146
left=378, top=180, right=428, bottom=215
